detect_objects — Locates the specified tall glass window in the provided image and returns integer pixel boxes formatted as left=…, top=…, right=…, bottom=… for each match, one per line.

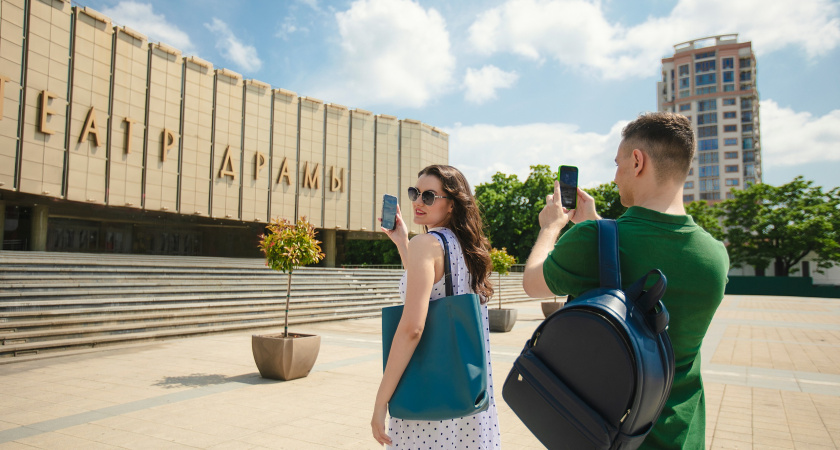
left=742, top=138, right=753, bottom=149
left=698, top=99, right=717, bottom=111
left=700, top=178, right=720, bottom=190
left=698, top=125, right=718, bottom=137
left=679, top=103, right=691, bottom=111
left=699, top=139, right=719, bottom=151
left=742, top=111, right=753, bottom=122
left=741, top=98, right=752, bottom=109
left=722, top=57, right=734, bottom=69
left=679, top=64, right=689, bottom=76
left=739, top=57, right=751, bottom=68
left=696, top=73, right=716, bottom=86
left=698, top=152, right=719, bottom=164
left=697, top=113, right=717, bottom=125
left=740, top=71, right=752, bottom=81
left=723, top=71, right=734, bottom=83
left=695, top=60, right=716, bottom=72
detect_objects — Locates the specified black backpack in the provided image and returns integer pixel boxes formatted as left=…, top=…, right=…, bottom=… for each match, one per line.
left=502, top=219, right=675, bottom=449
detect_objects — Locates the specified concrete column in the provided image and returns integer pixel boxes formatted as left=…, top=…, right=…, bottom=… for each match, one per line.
left=0, top=201, right=5, bottom=251
left=31, top=205, right=49, bottom=251
left=322, top=228, right=336, bottom=268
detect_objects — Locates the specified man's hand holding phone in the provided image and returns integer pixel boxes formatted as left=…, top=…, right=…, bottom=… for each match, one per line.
left=570, top=188, right=601, bottom=224
left=539, top=181, right=573, bottom=233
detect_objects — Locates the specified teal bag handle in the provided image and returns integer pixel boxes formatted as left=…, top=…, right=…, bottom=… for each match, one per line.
left=381, top=230, right=490, bottom=420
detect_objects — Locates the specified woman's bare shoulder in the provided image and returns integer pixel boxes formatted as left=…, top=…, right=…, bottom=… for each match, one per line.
left=407, top=233, right=442, bottom=256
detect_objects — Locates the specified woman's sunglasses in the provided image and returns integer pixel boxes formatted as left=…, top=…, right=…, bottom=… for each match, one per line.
left=408, top=186, right=452, bottom=206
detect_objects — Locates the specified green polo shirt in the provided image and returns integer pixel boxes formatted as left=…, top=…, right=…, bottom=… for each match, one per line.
left=543, top=206, right=729, bottom=450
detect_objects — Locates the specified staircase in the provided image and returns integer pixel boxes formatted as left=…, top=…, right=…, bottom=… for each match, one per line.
left=0, top=251, right=537, bottom=360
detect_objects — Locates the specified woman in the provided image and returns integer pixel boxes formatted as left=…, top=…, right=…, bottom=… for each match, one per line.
left=371, top=165, right=501, bottom=448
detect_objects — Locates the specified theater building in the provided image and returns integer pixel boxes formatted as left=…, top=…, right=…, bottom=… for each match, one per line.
left=0, top=0, right=448, bottom=265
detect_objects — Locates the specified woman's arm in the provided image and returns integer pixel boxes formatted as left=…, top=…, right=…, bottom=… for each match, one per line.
left=371, top=233, right=441, bottom=446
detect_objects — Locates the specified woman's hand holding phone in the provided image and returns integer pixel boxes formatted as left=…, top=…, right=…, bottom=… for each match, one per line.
left=381, top=204, right=409, bottom=250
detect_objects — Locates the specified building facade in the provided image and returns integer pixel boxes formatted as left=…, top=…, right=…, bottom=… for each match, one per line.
left=657, top=34, right=761, bottom=202
left=0, top=0, right=448, bottom=264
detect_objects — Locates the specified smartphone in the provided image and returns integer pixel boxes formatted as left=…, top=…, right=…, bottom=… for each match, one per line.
left=558, top=165, right=578, bottom=209
left=381, top=194, right=398, bottom=230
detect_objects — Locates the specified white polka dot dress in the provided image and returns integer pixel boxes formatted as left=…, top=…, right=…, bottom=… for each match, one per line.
left=389, top=227, right=501, bottom=449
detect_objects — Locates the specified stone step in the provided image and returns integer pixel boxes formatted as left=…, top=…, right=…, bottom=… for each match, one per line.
left=0, top=296, right=538, bottom=359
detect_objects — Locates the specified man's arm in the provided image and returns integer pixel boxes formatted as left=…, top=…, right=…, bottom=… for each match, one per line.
left=523, top=181, right=573, bottom=298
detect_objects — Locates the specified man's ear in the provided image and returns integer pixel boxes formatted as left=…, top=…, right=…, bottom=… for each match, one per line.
left=632, top=148, right=645, bottom=177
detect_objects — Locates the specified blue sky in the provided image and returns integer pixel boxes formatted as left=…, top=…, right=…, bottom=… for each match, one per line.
left=84, top=0, right=840, bottom=190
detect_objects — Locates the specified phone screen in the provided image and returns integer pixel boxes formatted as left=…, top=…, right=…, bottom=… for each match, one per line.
left=558, top=165, right=578, bottom=209
left=381, top=194, right=398, bottom=230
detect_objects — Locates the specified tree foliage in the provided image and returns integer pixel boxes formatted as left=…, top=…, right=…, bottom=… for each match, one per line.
left=718, top=176, right=840, bottom=276
left=685, top=200, right=724, bottom=240
left=586, top=182, right=627, bottom=219
left=476, top=166, right=629, bottom=262
left=475, top=165, right=556, bottom=262
left=259, top=217, right=324, bottom=273
left=490, top=247, right=517, bottom=275
left=343, top=239, right=402, bottom=265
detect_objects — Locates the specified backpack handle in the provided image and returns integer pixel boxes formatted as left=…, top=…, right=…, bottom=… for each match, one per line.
left=625, top=269, right=669, bottom=334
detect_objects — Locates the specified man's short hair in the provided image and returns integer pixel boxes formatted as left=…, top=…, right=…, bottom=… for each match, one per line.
left=621, top=112, right=695, bottom=183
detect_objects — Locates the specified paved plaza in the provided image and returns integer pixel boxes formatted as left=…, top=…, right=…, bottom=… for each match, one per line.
left=0, top=295, right=838, bottom=449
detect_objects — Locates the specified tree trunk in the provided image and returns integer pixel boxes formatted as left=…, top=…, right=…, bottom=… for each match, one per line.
left=284, top=271, right=292, bottom=337
left=498, top=272, right=502, bottom=309
left=774, top=259, right=788, bottom=277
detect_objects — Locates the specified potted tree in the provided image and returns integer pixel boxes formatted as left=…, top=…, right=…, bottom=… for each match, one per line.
left=252, top=217, right=325, bottom=381
left=488, top=247, right=518, bottom=332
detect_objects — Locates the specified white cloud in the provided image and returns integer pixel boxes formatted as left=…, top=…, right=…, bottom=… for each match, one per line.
left=463, top=65, right=519, bottom=104
left=101, top=1, right=195, bottom=54
left=468, top=0, right=840, bottom=79
left=205, top=18, right=262, bottom=73
left=446, top=121, right=627, bottom=189
left=324, top=0, right=455, bottom=108
left=276, top=16, right=309, bottom=40
left=759, top=100, right=840, bottom=167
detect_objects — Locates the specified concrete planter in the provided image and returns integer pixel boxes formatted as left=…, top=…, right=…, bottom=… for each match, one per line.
left=541, top=301, right=566, bottom=318
left=488, top=308, right=518, bottom=332
left=252, top=333, right=321, bottom=381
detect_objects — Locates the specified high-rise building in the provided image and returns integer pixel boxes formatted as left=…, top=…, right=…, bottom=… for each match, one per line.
left=658, top=34, right=761, bottom=202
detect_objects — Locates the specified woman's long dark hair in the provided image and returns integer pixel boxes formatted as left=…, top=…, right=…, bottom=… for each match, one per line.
left=419, top=165, right=494, bottom=303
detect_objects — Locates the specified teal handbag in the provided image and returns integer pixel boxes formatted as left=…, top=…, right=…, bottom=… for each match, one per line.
left=381, top=231, right=490, bottom=420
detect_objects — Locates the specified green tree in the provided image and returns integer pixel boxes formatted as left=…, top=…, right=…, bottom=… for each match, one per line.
left=258, top=217, right=325, bottom=336
left=343, top=239, right=401, bottom=265
left=476, top=165, right=556, bottom=262
left=719, top=177, right=840, bottom=276
left=584, top=182, right=627, bottom=220
left=490, top=247, right=517, bottom=309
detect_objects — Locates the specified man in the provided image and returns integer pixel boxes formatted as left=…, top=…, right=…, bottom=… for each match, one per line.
left=522, top=112, right=729, bottom=449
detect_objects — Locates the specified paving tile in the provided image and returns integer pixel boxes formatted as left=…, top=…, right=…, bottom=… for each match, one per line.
left=0, top=297, right=838, bottom=448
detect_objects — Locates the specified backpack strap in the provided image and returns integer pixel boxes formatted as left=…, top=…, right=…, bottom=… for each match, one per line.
left=598, top=220, right=669, bottom=335
left=429, top=231, right=454, bottom=297
left=596, top=220, right=621, bottom=290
